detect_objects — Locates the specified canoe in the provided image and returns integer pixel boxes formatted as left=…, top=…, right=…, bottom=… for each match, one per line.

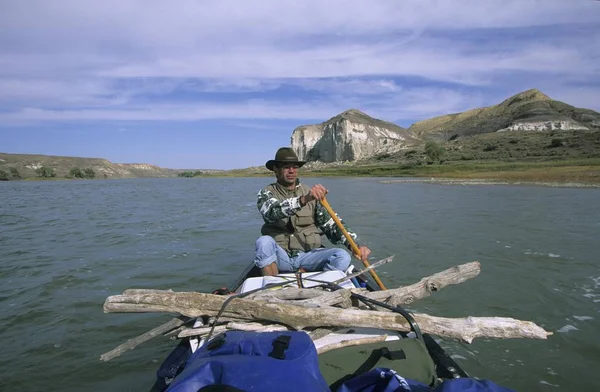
left=150, top=262, right=470, bottom=391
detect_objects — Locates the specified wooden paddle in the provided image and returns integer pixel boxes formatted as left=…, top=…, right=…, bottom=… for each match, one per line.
left=320, top=196, right=388, bottom=290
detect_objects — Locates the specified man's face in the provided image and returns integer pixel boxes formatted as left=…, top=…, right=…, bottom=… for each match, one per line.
left=275, top=163, right=299, bottom=186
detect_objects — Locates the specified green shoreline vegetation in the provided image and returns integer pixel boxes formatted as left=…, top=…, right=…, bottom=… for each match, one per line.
left=189, top=157, right=600, bottom=186
left=4, top=158, right=599, bottom=187
left=0, top=165, right=96, bottom=181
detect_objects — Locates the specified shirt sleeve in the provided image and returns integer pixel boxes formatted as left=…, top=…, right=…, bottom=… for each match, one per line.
left=314, top=201, right=360, bottom=250
left=257, top=188, right=303, bottom=223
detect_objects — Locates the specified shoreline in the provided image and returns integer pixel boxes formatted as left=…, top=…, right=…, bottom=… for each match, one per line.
left=378, top=177, right=600, bottom=188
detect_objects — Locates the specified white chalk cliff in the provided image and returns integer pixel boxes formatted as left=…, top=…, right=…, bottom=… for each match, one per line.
left=291, top=109, right=415, bottom=162
left=496, top=121, right=589, bottom=132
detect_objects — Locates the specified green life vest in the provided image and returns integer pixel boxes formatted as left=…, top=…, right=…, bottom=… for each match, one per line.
left=260, top=182, right=322, bottom=255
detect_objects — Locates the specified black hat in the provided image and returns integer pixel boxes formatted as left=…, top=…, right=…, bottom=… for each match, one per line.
left=265, top=147, right=307, bottom=171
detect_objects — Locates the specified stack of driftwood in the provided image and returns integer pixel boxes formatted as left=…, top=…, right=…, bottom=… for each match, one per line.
left=100, top=258, right=552, bottom=362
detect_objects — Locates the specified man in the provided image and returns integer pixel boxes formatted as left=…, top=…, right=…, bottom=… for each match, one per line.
left=254, top=146, right=371, bottom=276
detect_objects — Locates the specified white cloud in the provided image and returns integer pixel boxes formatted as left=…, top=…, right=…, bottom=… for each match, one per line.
left=182, top=79, right=282, bottom=93
left=1, top=1, right=598, bottom=79
left=1, top=82, right=597, bottom=128
left=0, top=0, right=598, bottom=127
left=0, top=78, right=116, bottom=106
left=0, top=86, right=486, bottom=126
left=0, top=103, right=330, bottom=126
left=293, top=79, right=403, bottom=95
left=2, top=1, right=597, bottom=49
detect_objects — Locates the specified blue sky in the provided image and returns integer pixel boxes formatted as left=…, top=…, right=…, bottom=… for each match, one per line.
left=1, top=0, right=599, bottom=170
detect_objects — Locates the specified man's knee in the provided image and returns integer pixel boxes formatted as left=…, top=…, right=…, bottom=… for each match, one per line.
left=254, top=236, right=278, bottom=269
left=255, top=235, right=276, bottom=249
left=254, top=257, right=277, bottom=270
left=338, top=250, right=352, bottom=270
left=329, top=249, right=351, bottom=271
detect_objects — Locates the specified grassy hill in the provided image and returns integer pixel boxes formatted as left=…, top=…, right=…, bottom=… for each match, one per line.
left=407, top=89, right=600, bottom=140
left=0, top=153, right=214, bottom=180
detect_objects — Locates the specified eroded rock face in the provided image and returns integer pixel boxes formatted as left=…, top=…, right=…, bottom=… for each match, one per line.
left=291, top=110, right=414, bottom=162
left=292, top=125, right=323, bottom=161
left=496, top=121, right=589, bottom=132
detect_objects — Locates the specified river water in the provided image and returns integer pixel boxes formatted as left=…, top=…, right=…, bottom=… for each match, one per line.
left=1, top=177, right=599, bottom=391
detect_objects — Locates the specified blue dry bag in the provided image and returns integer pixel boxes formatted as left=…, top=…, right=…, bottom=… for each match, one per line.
left=165, top=330, right=330, bottom=392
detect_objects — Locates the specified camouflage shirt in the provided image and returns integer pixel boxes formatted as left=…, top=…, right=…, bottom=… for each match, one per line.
left=257, top=180, right=360, bottom=256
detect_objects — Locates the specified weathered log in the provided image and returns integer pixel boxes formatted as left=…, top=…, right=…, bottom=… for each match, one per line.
left=362, top=261, right=481, bottom=306
left=299, top=290, right=352, bottom=308
left=315, top=334, right=389, bottom=355
left=124, top=289, right=174, bottom=295
left=100, top=316, right=188, bottom=361
left=103, top=291, right=552, bottom=343
left=207, top=316, right=249, bottom=324
left=177, top=321, right=290, bottom=339
left=247, top=288, right=325, bottom=301
left=247, top=261, right=480, bottom=309
left=227, top=322, right=290, bottom=332
left=250, top=289, right=352, bottom=308
left=178, top=325, right=227, bottom=338
left=164, top=325, right=188, bottom=338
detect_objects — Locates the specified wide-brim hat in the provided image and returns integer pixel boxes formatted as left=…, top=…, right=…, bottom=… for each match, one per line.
left=265, top=147, right=307, bottom=171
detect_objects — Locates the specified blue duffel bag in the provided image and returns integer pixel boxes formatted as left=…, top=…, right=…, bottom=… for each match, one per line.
left=165, top=330, right=330, bottom=392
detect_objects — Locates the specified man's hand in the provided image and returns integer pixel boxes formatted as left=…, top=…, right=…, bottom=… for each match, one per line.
left=301, top=184, right=328, bottom=206
left=356, top=245, right=371, bottom=261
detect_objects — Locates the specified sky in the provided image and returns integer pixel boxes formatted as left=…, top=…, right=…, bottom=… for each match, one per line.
left=0, top=0, right=599, bottom=170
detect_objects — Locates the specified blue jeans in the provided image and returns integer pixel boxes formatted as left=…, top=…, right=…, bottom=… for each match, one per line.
left=254, top=235, right=351, bottom=273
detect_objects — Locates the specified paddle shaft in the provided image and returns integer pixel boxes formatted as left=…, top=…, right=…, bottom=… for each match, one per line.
left=320, top=197, right=387, bottom=290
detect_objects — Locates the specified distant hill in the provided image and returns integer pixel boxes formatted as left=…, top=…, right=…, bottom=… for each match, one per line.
left=0, top=153, right=217, bottom=179
left=407, top=89, right=600, bottom=141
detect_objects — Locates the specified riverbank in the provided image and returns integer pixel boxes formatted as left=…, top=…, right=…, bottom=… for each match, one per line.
left=4, top=158, right=599, bottom=188
left=379, top=178, right=600, bottom=188
left=298, top=158, right=600, bottom=187
left=174, top=158, right=600, bottom=188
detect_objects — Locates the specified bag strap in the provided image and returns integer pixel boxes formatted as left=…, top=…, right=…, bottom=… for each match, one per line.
left=269, top=335, right=292, bottom=360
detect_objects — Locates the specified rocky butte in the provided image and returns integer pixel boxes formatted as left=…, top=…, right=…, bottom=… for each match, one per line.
left=291, top=109, right=418, bottom=163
